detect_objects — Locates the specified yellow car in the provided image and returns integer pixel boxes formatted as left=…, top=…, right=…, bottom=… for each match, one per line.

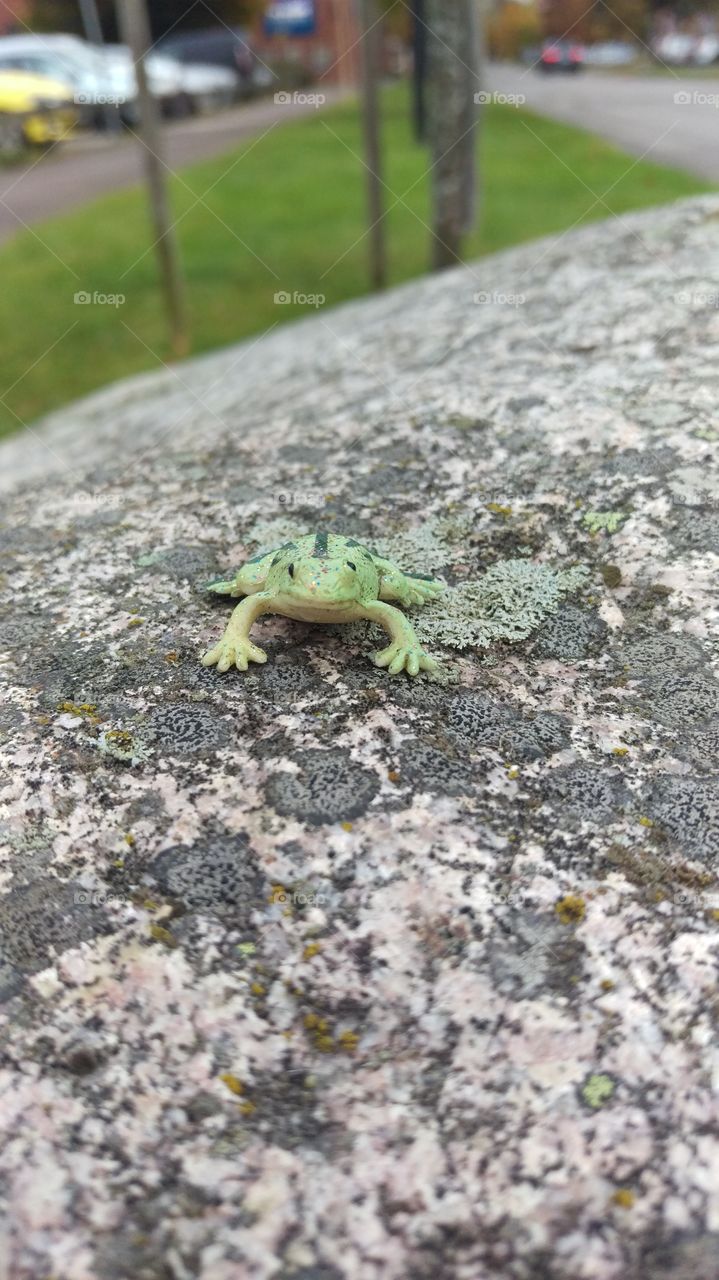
left=0, top=69, right=77, bottom=153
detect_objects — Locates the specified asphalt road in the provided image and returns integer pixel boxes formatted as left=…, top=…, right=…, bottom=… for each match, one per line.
left=0, top=88, right=346, bottom=247
left=487, top=65, right=719, bottom=183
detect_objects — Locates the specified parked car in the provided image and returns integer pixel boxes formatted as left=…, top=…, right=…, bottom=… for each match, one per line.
left=0, top=68, right=77, bottom=154
left=0, top=34, right=134, bottom=127
left=652, top=33, right=696, bottom=65
left=173, top=60, right=239, bottom=113
left=583, top=41, right=638, bottom=67
left=157, top=26, right=261, bottom=95
left=101, top=44, right=238, bottom=117
left=539, top=39, right=585, bottom=71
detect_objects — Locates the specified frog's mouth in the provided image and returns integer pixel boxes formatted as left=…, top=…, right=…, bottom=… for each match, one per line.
left=273, top=592, right=360, bottom=625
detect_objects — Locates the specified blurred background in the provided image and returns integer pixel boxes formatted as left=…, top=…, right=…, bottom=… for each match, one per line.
left=0, top=0, right=715, bottom=441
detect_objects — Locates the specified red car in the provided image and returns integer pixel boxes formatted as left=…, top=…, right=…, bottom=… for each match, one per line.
left=540, top=39, right=585, bottom=71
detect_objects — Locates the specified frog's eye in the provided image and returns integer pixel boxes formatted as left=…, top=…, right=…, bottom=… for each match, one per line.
left=346, top=561, right=357, bottom=571
left=287, top=563, right=295, bottom=578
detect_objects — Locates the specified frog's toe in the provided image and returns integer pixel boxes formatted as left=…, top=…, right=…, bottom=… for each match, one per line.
left=246, top=642, right=267, bottom=665
left=417, top=651, right=439, bottom=673
left=407, top=651, right=420, bottom=676
left=201, top=643, right=223, bottom=668
left=374, top=643, right=399, bottom=670
left=375, top=644, right=436, bottom=676
left=217, top=647, right=236, bottom=673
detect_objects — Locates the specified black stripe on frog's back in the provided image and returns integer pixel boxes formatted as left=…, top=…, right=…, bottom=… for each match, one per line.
left=346, top=537, right=377, bottom=560
left=312, top=531, right=329, bottom=558
left=268, top=541, right=297, bottom=566
left=407, top=572, right=435, bottom=581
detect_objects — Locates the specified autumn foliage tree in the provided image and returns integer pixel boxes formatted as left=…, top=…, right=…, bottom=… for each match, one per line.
left=27, top=0, right=263, bottom=39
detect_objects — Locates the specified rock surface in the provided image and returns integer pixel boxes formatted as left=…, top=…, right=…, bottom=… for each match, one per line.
left=1, top=196, right=719, bottom=1280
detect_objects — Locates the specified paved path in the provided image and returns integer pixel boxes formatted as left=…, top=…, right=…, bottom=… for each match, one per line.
left=0, top=88, right=347, bottom=246
left=487, top=65, right=719, bottom=183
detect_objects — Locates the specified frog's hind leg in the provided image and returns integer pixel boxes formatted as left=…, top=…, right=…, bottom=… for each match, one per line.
left=374, top=556, right=444, bottom=607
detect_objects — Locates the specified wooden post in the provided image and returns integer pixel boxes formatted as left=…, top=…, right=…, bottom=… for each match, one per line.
left=425, top=0, right=480, bottom=271
left=358, top=0, right=386, bottom=291
left=115, top=0, right=190, bottom=358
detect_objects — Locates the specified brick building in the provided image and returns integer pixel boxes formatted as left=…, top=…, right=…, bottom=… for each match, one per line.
left=0, top=0, right=29, bottom=35
left=253, top=0, right=362, bottom=86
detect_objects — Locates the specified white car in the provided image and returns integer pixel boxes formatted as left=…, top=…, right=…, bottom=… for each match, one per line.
left=101, top=44, right=237, bottom=117
left=693, top=35, right=719, bottom=66
left=171, top=60, right=238, bottom=113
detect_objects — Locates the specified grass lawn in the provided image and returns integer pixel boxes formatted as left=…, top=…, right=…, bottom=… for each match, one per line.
left=0, top=81, right=713, bottom=439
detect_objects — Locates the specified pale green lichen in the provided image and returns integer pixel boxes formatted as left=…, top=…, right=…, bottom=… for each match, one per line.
left=98, top=728, right=152, bottom=765
left=410, top=559, right=589, bottom=650
left=374, top=515, right=469, bottom=575
left=583, top=511, right=628, bottom=535
left=581, top=1072, right=616, bottom=1109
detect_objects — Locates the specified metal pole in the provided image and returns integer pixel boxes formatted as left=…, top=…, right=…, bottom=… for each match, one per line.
left=358, top=0, right=386, bottom=290
left=410, top=0, right=427, bottom=142
left=79, top=0, right=120, bottom=133
left=115, top=0, right=190, bottom=358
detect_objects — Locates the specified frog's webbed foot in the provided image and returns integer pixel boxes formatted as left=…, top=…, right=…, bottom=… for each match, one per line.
left=202, top=637, right=267, bottom=672
left=373, top=642, right=438, bottom=677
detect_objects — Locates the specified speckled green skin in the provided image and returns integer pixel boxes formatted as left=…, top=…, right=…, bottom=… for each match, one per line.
left=202, top=533, right=443, bottom=676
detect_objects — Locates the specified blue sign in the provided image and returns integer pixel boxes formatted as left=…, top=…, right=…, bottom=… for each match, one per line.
left=264, top=0, right=316, bottom=36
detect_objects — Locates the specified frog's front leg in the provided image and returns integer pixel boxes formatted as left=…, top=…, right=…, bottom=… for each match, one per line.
left=374, top=557, right=444, bottom=607
left=202, top=592, right=274, bottom=672
left=360, top=601, right=438, bottom=677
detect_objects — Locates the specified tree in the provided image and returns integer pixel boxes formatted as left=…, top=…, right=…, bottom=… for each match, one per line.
left=27, top=0, right=261, bottom=39
left=424, top=0, right=481, bottom=270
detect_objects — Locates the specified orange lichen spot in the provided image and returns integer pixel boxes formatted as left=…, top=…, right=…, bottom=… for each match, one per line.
left=611, top=1188, right=635, bottom=1209
left=600, top=979, right=615, bottom=991
left=164, top=651, right=180, bottom=663
left=239, top=1100, right=256, bottom=1115
left=555, top=894, right=586, bottom=925
left=127, top=617, right=144, bottom=627
left=612, top=747, right=629, bottom=757
left=486, top=503, right=513, bottom=517
left=338, top=1030, right=359, bottom=1053
left=639, top=816, right=654, bottom=828
left=123, top=832, right=136, bottom=846
left=341, top=821, right=353, bottom=832
left=219, top=1073, right=244, bottom=1096
left=149, top=923, right=175, bottom=947
left=388, top=770, right=401, bottom=784
left=303, top=943, right=321, bottom=960
left=251, top=982, right=266, bottom=997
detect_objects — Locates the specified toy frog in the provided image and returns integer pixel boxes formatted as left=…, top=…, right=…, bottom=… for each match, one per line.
left=201, top=532, right=443, bottom=676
